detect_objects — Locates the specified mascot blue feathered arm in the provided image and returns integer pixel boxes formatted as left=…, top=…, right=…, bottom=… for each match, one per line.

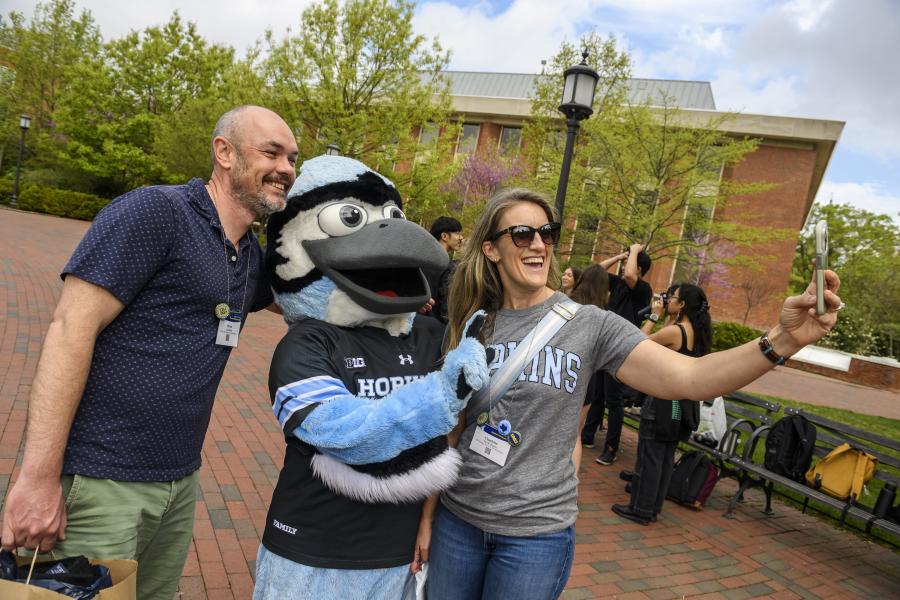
left=274, top=312, right=487, bottom=465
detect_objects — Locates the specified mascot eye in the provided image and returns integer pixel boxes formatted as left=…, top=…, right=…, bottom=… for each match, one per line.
left=382, top=205, right=406, bottom=220
left=318, top=203, right=368, bottom=236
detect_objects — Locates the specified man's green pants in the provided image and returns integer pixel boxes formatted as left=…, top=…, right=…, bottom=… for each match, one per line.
left=55, top=471, right=199, bottom=600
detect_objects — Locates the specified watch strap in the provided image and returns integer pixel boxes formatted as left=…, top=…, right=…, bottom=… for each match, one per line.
left=759, top=331, right=786, bottom=366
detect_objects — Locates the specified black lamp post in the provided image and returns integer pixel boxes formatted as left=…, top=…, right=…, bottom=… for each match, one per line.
left=11, top=114, right=31, bottom=208
left=554, top=52, right=599, bottom=223
left=325, top=143, right=341, bottom=156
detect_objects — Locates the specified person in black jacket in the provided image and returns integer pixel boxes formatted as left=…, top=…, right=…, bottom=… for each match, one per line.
left=612, top=283, right=712, bottom=525
left=426, top=216, right=464, bottom=323
left=592, top=245, right=653, bottom=465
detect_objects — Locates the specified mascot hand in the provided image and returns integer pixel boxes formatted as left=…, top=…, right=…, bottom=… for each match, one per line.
left=443, top=310, right=490, bottom=407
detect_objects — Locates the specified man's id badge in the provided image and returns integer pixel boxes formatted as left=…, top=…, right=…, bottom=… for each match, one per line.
left=216, top=313, right=242, bottom=347
left=469, top=426, right=511, bottom=467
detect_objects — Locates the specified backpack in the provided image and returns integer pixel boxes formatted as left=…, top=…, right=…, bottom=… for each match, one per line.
left=667, top=451, right=718, bottom=507
left=805, top=443, right=878, bottom=501
left=764, top=415, right=817, bottom=483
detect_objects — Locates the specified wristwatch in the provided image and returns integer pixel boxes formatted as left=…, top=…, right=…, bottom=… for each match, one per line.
left=648, top=313, right=659, bottom=323
left=758, top=331, right=786, bottom=366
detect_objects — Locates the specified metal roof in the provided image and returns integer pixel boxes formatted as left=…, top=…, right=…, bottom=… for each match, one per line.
left=437, top=71, right=716, bottom=110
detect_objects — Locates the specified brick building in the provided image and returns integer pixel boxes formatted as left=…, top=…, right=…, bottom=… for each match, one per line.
left=434, top=71, right=844, bottom=328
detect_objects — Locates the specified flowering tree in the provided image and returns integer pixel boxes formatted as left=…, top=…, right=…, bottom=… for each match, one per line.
left=440, top=146, right=528, bottom=227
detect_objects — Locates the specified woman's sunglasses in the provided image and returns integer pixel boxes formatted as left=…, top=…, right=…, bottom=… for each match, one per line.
left=490, top=223, right=561, bottom=248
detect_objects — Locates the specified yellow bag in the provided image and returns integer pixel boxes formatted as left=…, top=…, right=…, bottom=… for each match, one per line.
left=805, top=443, right=877, bottom=501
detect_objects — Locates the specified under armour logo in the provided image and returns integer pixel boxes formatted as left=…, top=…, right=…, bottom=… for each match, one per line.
left=399, top=354, right=414, bottom=365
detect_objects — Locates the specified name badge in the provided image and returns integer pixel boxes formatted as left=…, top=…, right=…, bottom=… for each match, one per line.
left=216, top=314, right=242, bottom=347
left=469, top=426, right=510, bottom=467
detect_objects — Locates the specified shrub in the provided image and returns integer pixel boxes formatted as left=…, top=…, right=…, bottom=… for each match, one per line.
left=712, top=320, right=762, bottom=352
left=2, top=180, right=109, bottom=221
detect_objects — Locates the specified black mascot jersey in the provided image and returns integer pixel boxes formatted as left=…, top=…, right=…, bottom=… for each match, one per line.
left=262, top=315, right=445, bottom=569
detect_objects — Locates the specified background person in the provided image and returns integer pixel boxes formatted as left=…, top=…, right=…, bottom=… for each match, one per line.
left=560, top=266, right=582, bottom=296
left=570, top=265, right=611, bottom=453
left=0, top=105, right=297, bottom=600
left=422, top=187, right=841, bottom=600
left=613, top=283, right=712, bottom=525
left=427, top=216, right=465, bottom=323
left=593, top=245, right=653, bottom=466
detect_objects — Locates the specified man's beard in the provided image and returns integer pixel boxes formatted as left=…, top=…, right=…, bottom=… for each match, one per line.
left=230, top=155, right=287, bottom=218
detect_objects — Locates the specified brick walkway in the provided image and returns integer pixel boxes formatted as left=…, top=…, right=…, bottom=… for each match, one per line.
left=1, top=206, right=898, bottom=600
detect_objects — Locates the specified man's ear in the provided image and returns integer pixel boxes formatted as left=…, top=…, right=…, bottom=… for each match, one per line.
left=440, top=232, right=451, bottom=244
left=212, top=136, right=236, bottom=170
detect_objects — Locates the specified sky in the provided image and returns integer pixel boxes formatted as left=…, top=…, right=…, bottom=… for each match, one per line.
left=5, top=0, right=899, bottom=221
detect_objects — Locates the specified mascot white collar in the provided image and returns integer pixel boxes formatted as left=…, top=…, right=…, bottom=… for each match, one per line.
left=266, top=155, right=447, bottom=335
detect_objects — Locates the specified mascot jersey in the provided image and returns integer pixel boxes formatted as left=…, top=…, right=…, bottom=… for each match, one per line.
left=259, top=155, right=488, bottom=575
left=264, top=315, right=444, bottom=568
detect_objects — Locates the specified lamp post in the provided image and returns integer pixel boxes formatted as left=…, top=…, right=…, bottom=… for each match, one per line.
left=554, top=52, right=599, bottom=223
left=11, top=114, right=31, bottom=208
left=325, top=143, right=341, bottom=156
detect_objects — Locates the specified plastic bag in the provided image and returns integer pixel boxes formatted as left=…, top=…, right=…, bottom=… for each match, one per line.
left=696, top=397, right=727, bottom=443
left=402, top=564, right=428, bottom=600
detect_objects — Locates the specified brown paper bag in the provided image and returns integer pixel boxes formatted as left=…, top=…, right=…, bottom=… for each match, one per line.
left=0, top=557, right=136, bottom=600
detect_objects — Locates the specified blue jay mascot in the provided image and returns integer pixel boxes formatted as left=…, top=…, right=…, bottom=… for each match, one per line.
left=253, top=155, right=489, bottom=600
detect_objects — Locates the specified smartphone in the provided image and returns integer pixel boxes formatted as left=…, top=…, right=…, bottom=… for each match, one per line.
left=814, top=220, right=828, bottom=315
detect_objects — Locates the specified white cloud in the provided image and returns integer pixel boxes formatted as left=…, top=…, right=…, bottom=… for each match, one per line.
left=712, top=0, right=900, bottom=161
left=784, top=0, right=835, bottom=31
left=816, top=180, right=900, bottom=221
left=412, top=0, right=592, bottom=73
left=5, top=0, right=313, bottom=55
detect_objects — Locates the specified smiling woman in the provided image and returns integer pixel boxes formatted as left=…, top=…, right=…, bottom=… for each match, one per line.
left=420, top=186, right=843, bottom=600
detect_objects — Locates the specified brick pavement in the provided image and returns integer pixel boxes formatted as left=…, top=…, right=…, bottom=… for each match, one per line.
left=1, top=206, right=899, bottom=600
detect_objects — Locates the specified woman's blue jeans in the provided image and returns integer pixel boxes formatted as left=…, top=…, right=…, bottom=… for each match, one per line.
left=426, top=504, right=575, bottom=600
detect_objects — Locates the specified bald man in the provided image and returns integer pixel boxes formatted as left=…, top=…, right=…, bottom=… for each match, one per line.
left=0, top=106, right=299, bottom=600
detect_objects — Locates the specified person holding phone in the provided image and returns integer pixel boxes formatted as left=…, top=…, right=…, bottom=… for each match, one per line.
left=590, top=245, right=653, bottom=465
left=613, top=283, right=712, bottom=525
left=419, top=187, right=842, bottom=600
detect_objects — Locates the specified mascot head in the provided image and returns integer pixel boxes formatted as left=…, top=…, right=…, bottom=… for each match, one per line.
left=267, top=155, right=448, bottom=334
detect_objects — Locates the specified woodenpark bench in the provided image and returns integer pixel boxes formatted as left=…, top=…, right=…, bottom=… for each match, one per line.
left=724, top=406, right=900, bottom=538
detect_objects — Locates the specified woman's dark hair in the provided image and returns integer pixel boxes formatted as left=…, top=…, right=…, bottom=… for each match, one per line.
left=570, top=264, right=609, bottom=309
left=676, top=283, right=712, bottom=356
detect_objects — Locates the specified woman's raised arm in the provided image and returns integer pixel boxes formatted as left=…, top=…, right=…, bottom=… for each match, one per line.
left=616, top=271, right=842, bottom=401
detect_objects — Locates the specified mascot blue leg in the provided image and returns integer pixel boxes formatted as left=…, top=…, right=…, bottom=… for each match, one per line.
left=253, top=546, right=410, bottom=600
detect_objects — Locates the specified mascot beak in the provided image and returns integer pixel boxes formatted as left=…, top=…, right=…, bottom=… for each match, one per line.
left=303, top=219, right=449, bottom=315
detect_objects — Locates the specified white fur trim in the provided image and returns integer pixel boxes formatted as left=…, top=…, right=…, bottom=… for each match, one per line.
left=310, top=448, right=461, bottom=504
left=274, top=208, right=326, bottom=283
left=324, top=288, right=414, bottom=335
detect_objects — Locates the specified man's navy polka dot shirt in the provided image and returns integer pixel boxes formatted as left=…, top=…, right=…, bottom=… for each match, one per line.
left=61, top=178, right=273, bottom=482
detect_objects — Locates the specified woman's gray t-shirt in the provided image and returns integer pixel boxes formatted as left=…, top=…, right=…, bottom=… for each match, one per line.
left=442, top=291, right=646, bottom=536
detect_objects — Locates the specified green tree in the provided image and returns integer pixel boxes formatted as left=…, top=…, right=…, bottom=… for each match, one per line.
left=790, top=202, right=900, bottom=357
left=520, top=34, right=786, bottom=275
left=0, top=0, right=101, bottom=183
left=153, top=50, right=271, bottom=182
left=262, top=0, right=458, bottom=219
left=53, top=12, right=237, bottom=194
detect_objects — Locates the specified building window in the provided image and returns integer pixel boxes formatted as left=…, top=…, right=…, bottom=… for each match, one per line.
left=456, top=123, right=480, bottom=156
left=419, top=122, right=439, bottom=146
left=672, top=201, right=715, bottom=284
left=499, top=126, right=521, bottom=155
